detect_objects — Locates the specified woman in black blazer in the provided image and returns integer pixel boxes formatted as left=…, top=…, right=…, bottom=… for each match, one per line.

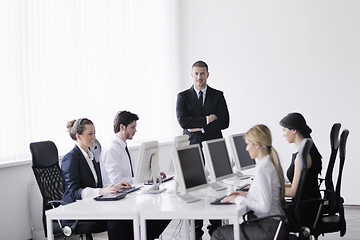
left=62, top=118, right=133, bottom=240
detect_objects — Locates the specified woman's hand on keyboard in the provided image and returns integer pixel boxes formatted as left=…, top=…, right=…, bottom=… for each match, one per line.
left=220, top=195, right=237, bottom=204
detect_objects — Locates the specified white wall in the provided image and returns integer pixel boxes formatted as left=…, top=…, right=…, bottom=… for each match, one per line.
left=0, top=163, right=33, bottom=239
left=179, top=0, right=360, bottom=204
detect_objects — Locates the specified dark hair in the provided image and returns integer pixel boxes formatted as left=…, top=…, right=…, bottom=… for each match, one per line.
left=113, top=111, right=139, bottom=133
left=279, top=112, right=312, bottom=138
left=66, top=118, right=93, bottom=141
left=192, top=61, right=208, bottom=72
left=280, top=112, right=322, bottom=173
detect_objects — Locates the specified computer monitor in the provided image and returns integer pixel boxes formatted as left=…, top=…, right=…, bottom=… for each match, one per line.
left=168, top=135, right=190, bottom=173
left=172, top=144, right=209, bottom=203
left=228, top=133, right=256, bottom=177
left=202, top=138, right=234, bottom=190
left=133, top=141, right=161, bottom=185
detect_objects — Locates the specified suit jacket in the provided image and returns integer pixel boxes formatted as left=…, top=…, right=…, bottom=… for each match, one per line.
left=61, top=145, right=103, bottom=203
left=176, top=85, right=230, bottom=144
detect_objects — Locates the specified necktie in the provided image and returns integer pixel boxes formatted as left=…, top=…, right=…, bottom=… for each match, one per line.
left=198, top=90, right=203, bottom=106
left=92, top=159, right=103, bottom=187
left=125, top=145, right=134, bottom=177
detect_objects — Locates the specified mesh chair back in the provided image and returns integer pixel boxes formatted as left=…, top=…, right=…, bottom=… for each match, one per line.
left=30, top=141, right=65, bottom=205
left=30, top=141, right=65, bottom=236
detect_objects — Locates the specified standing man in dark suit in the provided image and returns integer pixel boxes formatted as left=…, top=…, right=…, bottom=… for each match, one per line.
left=176, top=60, right=230, bottom=239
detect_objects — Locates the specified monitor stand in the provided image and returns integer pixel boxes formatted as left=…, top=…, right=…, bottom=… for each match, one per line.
left=176, top=193, right=200, bottom=203
left=234, top=172, right=251, bottom=180
left=209, top=182, right=226, bottom=191
left=144, top=184, right=166, bottom=194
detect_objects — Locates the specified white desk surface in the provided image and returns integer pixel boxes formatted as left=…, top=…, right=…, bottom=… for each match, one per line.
left=46, top=178, right=249, bottom=240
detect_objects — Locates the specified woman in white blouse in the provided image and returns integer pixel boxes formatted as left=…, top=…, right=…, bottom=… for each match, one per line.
left=212, top=124, right=288, bottom=240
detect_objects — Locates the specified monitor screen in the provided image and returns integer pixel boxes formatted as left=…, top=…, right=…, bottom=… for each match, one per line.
left=169, top=135, right=190, bottom=174
left=172, top=144, right=208, bottom=193
left=229, top=133, right=256, bottom=171
left=133, top=141, right=160, bottom=184
left=203, top=138, right=234, bottom=182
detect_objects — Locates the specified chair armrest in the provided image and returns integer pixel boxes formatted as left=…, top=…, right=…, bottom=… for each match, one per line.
left=243, top=214, right=286, bottom=224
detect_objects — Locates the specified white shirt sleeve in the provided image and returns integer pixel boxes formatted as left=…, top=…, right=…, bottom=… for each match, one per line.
left=81, top=187, right=101, bottom=199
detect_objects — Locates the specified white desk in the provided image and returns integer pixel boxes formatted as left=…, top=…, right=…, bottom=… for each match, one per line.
left=45, top=180, right=247, bottom=240
left=45, top=192, right=145, bottom=240
left=137, top=184, right=246, bottom=240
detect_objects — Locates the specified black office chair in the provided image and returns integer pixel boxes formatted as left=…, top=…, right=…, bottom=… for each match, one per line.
left=286, top=138, right=324, bottom=240
left=313, top=129, right=349, bottom=239
left=318, top=123, right=341, bottom=189
left=90, top=138, right=102, bottom=162
left=318, top=123, right=341, bottom=214
left=30, top=141, right=107, bottom=240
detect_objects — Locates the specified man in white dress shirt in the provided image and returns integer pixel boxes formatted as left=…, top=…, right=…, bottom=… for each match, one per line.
left=100, top=110, right=138, bottom=186
left=100, top=110, right=170, bottom=240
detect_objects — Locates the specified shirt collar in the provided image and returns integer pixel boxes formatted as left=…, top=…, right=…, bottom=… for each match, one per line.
left=76, top=142, right=94, bottom=161
left=114, top=135, right=127, bottom=149
left=194, top=85, right=208, bottom=96
left=256, top=154, right=271, bottom=166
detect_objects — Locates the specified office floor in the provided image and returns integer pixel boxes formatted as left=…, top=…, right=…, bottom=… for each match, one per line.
left=57, top=205, right=360, bottom=240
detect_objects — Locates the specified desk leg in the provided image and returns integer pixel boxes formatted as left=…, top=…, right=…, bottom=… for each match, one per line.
left=183, top=220, right=190, bottom=240
left=233, top=217, right=240, bottom=240
left=46, top=216, right=54, bottom=240
left=133, top=217, right=140, bottom=240
left=140, top=217, right=147, bottom=240
left=190, top=219, right=195, bottom=240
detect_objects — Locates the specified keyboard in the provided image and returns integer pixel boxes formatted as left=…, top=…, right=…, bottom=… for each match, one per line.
left=236, top=183, right=250, bottom=192
left=210, top=196, right=233, bottom=205
left=121, top=186, right=142, bottom=194
left=94, top=192, right=127, bottom=201
left=144, top=175, right=174, bottom=185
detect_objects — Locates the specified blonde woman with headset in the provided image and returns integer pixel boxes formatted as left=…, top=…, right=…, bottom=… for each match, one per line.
left=212, top=124, right=288, bottom=240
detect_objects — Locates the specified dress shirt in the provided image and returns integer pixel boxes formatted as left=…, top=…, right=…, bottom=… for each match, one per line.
left=100, top=136, right=134, bottom=186
left=76, top=143, right=100, bottom=199
left=235, top=155, right=285, bottom=218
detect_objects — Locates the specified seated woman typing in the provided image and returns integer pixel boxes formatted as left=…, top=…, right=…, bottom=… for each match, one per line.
left=212, top=124, right=288, bottom=240
left=61, top=118, right=133, bottom=240
left=280, top=112, right=322, bottom=225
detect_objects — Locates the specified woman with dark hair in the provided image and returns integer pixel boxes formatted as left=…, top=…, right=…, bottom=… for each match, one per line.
left=280, top=112, right=322, bottom=225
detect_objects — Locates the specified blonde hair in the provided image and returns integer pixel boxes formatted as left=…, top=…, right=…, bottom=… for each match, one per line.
left=245, top=124, right=285, bottom=205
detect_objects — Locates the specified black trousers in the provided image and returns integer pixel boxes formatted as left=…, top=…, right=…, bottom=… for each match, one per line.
left=108, top=219, right=170, bottom=240
left=212, top=218, right=288, bottom=240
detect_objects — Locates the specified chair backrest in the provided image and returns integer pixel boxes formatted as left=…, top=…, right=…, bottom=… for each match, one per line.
left=30, top=141, right=66, bottom=236
left=324, top=123, right=341, bottom=193
left=336, top=129, right=349, bottom=198
left=293, top=138, right=313, bottom=206
left=90, top=138, right=102, bottom=162
left=336, top=129, right=349, bottom=236
left=30, top=141, right=65, bottom=202
left=289, top=138, right=313, bottom=238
